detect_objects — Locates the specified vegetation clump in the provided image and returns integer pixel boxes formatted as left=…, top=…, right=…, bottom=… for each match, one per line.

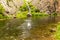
left=0, top=4, right=8, bottom=19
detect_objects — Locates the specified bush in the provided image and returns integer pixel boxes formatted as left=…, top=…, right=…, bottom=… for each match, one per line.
left=0, top=4, right=9, bottom=19
left=0, top=4, right=5, bottom=14
left=16, top=11, right=28, bottom=18
left=19, top=4, right=29, bottom=11
left=0, top=14, right=8, bottom=19
left=19, top=2, right=40, bottom=13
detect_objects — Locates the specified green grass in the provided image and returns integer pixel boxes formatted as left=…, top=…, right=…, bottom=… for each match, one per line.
left=32, top=12, right=49, bottom=16
left=15, top=11, right=49, bottom=18
left=55, top=22, right=60, bottom=40
left=0, top=14, right=8, bottom=19
left=16, top=11, right=28, bottom=18
left=14, top=12, right=58, bottom=19
left=0, top=10, right=58, bottom=19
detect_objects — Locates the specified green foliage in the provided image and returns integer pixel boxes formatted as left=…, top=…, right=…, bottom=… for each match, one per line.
left=0, top=4, right=5, bottom=14
left=16, top=11, right=28, bottom=18
left=0, top=14, right=3, bottom=19
left=19, top=2, right=40, bottom=13
left=56, top=22, right=60, bottom=40
left=28, top=3, right=40, bottom=13
left=32, top=12, right=48, bottom=17
left=0, top=4, right=10, bottom=19
left=0, top=14, right=8, bottom=19
left=19, top=4, right=29, bottom=11
left=0, top=4, right=8, bottom=19
left=53, top=13, right=57, bottom=16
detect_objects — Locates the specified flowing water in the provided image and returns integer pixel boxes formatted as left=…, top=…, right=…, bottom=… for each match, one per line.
left=0, top=16, right=60, bottom=40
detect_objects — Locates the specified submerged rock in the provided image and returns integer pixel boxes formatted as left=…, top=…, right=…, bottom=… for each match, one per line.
left=50, top=28, right=56, bottom=32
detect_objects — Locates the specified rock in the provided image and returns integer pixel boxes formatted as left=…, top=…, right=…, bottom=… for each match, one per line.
left=14, top=17, right=16, bottom=18
left=27, top=13, right=32, bottom=17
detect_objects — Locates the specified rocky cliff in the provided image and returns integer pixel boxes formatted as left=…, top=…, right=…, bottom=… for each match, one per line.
left=32, top=0, right=58, bottom=13
left=0, top=0, right=60, bottom=14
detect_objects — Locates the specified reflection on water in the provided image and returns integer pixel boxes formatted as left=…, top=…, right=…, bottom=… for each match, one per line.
left=19, top=18, right=32, bottom=40
left=0, top=16, right=59, bottom=40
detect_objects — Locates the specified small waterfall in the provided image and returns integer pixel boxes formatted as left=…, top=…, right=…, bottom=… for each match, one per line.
left=26, top=2, right=31, bottom=13
left=25, top=0, right=32, bottom=16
